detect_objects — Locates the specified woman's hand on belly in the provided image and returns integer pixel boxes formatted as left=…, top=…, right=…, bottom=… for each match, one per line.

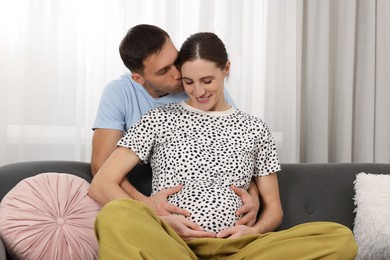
left=215, top=224, right=257, bottom=239
left=160, top=214, right=216, bottom=241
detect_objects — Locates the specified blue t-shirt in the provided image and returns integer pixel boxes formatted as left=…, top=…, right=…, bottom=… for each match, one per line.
left=93, top=73, right=235, bottom=132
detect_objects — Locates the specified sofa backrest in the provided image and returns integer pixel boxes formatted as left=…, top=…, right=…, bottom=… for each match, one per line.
left=277, top=163, right=390, bottom=231
left=0, top=161, right=93, bottom=202
left=1, top=161, right=390, bottom=232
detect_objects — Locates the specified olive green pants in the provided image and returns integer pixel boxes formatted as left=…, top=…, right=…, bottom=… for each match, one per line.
left=95, top=199, right=357, bottom=260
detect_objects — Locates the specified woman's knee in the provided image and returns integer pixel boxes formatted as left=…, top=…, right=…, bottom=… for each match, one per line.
left=320, top=222, right=357, bottom=259
left=96, top=199, right=154, bottom=231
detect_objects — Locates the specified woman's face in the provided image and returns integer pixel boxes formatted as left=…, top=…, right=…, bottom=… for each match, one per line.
left=181, top=58, right=230, bottom=111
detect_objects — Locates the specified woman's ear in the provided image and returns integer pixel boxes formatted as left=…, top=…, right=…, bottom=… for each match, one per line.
left=131, top=72, right=145, bottom=85
left=224, top=60, right=231, bottom=76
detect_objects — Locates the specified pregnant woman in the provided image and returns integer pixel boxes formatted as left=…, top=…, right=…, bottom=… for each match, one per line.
left=89, top=32, right=357, bottom=260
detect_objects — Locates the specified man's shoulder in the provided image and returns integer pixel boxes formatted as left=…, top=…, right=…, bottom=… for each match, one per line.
left=105, top=73, right=138, bottom=92
left=102, top=74, right=149, bottom=105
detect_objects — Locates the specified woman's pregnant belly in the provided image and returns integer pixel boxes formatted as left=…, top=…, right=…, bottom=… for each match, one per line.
left=168, top=181, right=243, bottom=234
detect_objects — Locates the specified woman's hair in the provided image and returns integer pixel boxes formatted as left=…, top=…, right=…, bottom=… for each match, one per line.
left=177, top=32, right=228, bottom=70
left=119, top=24, right=170, bottom=73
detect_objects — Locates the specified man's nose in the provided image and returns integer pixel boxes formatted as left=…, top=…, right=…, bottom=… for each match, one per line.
left=171, top=65, right=181, bottom=80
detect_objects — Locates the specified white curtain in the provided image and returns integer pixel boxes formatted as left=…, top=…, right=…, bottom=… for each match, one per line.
left=264, top=0, right=390, bottom=163
left=1, top=0, right=389, bottom=166
left=299, top=0, right=390, bottom=163
left=0, top=0, right=268, bottom=165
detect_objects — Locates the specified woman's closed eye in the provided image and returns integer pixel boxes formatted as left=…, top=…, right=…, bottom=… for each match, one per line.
left=183, top=79, right=212, bottom=85
left=183, top=79, right=193, bottom=85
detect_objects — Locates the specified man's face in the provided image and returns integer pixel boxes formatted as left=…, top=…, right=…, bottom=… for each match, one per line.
left=134, top=39, right=184, bottom=98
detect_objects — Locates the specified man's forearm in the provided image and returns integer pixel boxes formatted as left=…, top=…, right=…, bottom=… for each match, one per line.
left=248, top=180, right=259, bottom=197
left=252, top=205, right=283, bottom=234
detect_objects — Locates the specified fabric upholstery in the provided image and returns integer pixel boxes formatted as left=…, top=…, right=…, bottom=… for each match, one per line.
left=1, top=161, right=390, bottom=260
left=277, top=163, right=390, bottom=231
left=0, top=161, right=93, bottom=202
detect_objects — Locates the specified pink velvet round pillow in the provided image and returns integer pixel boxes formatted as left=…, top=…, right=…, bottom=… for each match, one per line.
left=0, top=173, right=102, bottom=260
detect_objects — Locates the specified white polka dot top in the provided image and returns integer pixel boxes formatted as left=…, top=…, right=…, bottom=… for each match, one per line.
left=118, top=101, right=281, bottom=233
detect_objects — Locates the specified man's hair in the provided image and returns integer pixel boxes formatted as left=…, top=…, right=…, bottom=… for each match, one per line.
left=177, top=32, right=228, bottom=70
left=119, top=24, right=170, bottom=73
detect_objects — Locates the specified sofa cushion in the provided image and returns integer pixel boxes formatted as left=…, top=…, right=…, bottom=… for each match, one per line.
left=0, top=173, right=101, bottom=260
left=353, top=172, right=390, bottom=260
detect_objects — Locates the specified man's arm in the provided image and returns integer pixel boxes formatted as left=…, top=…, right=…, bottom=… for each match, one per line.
left=232, top=180, right=260, bottom=227
left=91, top=128, right=153, bottom=204
left=251, top=173, right=283, bottom=233
left=91, top=128, right=190, bottom=216
left=89, top=147, right=214, bottom=240
left=217, top=173, right=283, bottom=238
left=89, top=147, right=141, bottom=204
left=91, top=129, right=146, bottom=200
left=91, top=129, right=147, bottom=202
left=91, top=128, right=123, bottom=176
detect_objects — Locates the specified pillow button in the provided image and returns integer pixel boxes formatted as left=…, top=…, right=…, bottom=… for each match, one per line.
left=57, top=217, right=65, bottom=226
left=305, top=206, right=314, bottom=215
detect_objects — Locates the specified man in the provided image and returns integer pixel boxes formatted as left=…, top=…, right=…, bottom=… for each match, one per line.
left=91, top=24, right=260, bottom=238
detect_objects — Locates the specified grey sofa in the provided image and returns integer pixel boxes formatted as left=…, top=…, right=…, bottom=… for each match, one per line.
left=1, top=161, right=390, bottom=260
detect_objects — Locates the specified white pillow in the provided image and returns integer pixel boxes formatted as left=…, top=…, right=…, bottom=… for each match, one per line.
left=353, top=172, right=390, bottom=260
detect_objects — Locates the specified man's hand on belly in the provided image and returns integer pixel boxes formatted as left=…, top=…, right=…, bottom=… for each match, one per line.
left=160, top=215, right=216, bottom=241
left=230, top=184, right=259, bottom=227
left=142, top=185, right=191, bottom=217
